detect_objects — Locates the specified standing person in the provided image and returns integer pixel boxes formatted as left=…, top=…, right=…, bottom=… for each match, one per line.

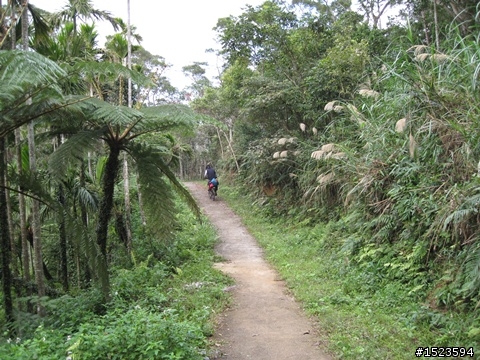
left=204, top=163, right=219, bottom=194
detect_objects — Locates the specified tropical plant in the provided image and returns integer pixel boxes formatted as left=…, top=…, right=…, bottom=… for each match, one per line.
left=48, top=0, right=119, bottom=34
left=48, top=101, right=201, bottom=302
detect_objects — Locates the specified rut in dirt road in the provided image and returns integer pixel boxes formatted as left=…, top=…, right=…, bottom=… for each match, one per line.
left=184, top=182, right=332, bottom=360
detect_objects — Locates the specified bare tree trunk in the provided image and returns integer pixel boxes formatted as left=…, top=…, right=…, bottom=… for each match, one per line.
left=222, top=130, right=240, bottom=173
left=127, top=0, right=132, bottom=109
left=0, top=137, right=14, bottom=332
left=433, top=0, right=440, bottom=49
left=215, top=127, right=225, bottom=158
left=28, top=122, right=45, bottom=316
left=23, top=0, right=45, bottom=316
left=58, top=184, right=68, bottom=292
left=10, top=0, right=16, bottom=50
left=75, top=250, right=81, bottom=289
left=5, top=183, right=17, bottom=279
left=137, top=182, right=147, bottom=226
left=421, top=11, right=431, bottom=46
left=4, top=141, right=17, bottom=277
left=179, top=155, right=184, bottom=180
left=123, top=153, right=132, bottom=252
left=16, top=129, right=30, bottom=289
left=123, top=0, right=133, bottom=250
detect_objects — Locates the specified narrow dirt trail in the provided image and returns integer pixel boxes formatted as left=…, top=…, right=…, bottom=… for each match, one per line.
left=184, top=182, right=331, bottom=360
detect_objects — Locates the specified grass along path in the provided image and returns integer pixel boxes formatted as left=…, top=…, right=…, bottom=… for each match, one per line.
left=218, top=184, right=451, bottom=360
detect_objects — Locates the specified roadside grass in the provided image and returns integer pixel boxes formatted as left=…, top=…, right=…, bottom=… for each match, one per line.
left=219, top=184, right=472, bottom=360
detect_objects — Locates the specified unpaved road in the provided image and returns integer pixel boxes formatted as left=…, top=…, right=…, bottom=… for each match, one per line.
left=184, top=182, right=331, bottom=360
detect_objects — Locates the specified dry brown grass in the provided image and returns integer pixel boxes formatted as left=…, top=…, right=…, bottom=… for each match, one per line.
left=409, top=133, right=417, bottom=158
left=317, top=172, right=335, bottom=184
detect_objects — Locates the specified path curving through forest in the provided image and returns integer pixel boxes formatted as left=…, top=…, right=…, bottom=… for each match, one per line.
left=184, top=182, right=331, bottom=360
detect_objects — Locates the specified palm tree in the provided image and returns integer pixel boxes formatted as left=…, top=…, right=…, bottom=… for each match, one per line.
left=0, top=1, right=50, bottom=50
left=49, top=0, right=119, bottom=35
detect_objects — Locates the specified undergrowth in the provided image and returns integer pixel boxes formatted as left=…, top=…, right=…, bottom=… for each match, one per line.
left=220, top=184, right=479, bottom=360
left=0, top=204, right=232, bottom=360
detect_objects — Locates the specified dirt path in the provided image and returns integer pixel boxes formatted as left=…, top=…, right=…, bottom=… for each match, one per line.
left=184, top=182, right=331, bottom=360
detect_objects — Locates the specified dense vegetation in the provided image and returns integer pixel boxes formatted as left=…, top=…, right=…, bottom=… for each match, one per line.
left=0, top=1, right=232, bottom=359
left=192, top=0, right=480, bottom=354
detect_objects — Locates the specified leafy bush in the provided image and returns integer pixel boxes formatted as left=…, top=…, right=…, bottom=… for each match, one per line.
left=0, top=203, right=231, bottom=359
left=67, top=309, right=205, bottom=360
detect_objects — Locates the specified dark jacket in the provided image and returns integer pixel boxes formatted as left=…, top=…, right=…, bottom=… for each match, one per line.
left=205, top=167, right=217, bottom=180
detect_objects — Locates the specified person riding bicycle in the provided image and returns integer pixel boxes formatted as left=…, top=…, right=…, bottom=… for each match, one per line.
left=204, top=163, right=219, bottom=194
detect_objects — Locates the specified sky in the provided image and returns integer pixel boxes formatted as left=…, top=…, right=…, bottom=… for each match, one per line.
left=32, top=0, right=266, bottom=89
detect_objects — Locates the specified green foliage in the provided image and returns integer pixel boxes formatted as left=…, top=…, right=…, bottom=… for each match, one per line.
left=67, top=309, right=205, bottom=360
left=196, top=2, right=480, bottom=356
left=220, top=184, right=479, bottom=359
left=0, top=203, right=231, bottom=359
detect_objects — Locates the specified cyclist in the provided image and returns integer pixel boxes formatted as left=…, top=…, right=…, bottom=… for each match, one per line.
left=204, top=163, right=219, bottom=194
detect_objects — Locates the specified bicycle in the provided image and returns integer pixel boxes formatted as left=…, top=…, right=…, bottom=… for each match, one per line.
left=206, top=176, right=219, bottom=201
left=208, top=182, right=217, bottom=201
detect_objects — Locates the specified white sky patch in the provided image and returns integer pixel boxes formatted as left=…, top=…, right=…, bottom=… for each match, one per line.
left=32, top=0, right=265, bottom=89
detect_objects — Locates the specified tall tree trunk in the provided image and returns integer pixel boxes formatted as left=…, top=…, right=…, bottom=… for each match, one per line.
left=55, top=135, right=68, bottom=292
left=421, top=11, right=431, bottom=46
left=10, top=0, right=16, bottom=50
left=124, top=0, right=133, bottom=250
left=123, top=153, right=132, bottom=252
left=24, top=0, right=45, bottom=316
left=215, top=127, right=225, bottom=158
left=127, top=0, right=132, bottom=109
left=433, top=0, right=440, bottom=49
left=222, top=129, right=240, bottom=173
left=0, top=137, right=14, bottom=332
left=79, top=162, right=91, bottom=287
left=11, top=4, right=30, bottom=295
left=58, top=184, right=68, bottom=292
left=4, top=163, right=17, bottom=278
left=95, top=145, right=120, bottom=301
left=118, top=76, right=123, bottom=106
left=16, top=130, right=30, bottom=291
left=79, top=162, right=89, bottom=228
left=28, top=122, right=45, bottom=316
left=179, top=155, right=184, bottom=180
left=137, top=182, right=146, bottom=226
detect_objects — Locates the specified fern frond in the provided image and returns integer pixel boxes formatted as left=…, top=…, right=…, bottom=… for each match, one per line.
left=68, top=61, right=152, bottom=87
left=443, top=191, right=480, bottom=231
left=129, top=143, right=200, bottom=227
left=90, top=101, right=144, bottom=127
left=132, top=105, right=199, bottom=135
left=48, top=129, right=104, bottom=179
left=76, top=186, right=99, bottom=213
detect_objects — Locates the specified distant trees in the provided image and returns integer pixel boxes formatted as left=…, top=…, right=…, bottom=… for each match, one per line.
left=193, top=0, right=480, bottom=322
